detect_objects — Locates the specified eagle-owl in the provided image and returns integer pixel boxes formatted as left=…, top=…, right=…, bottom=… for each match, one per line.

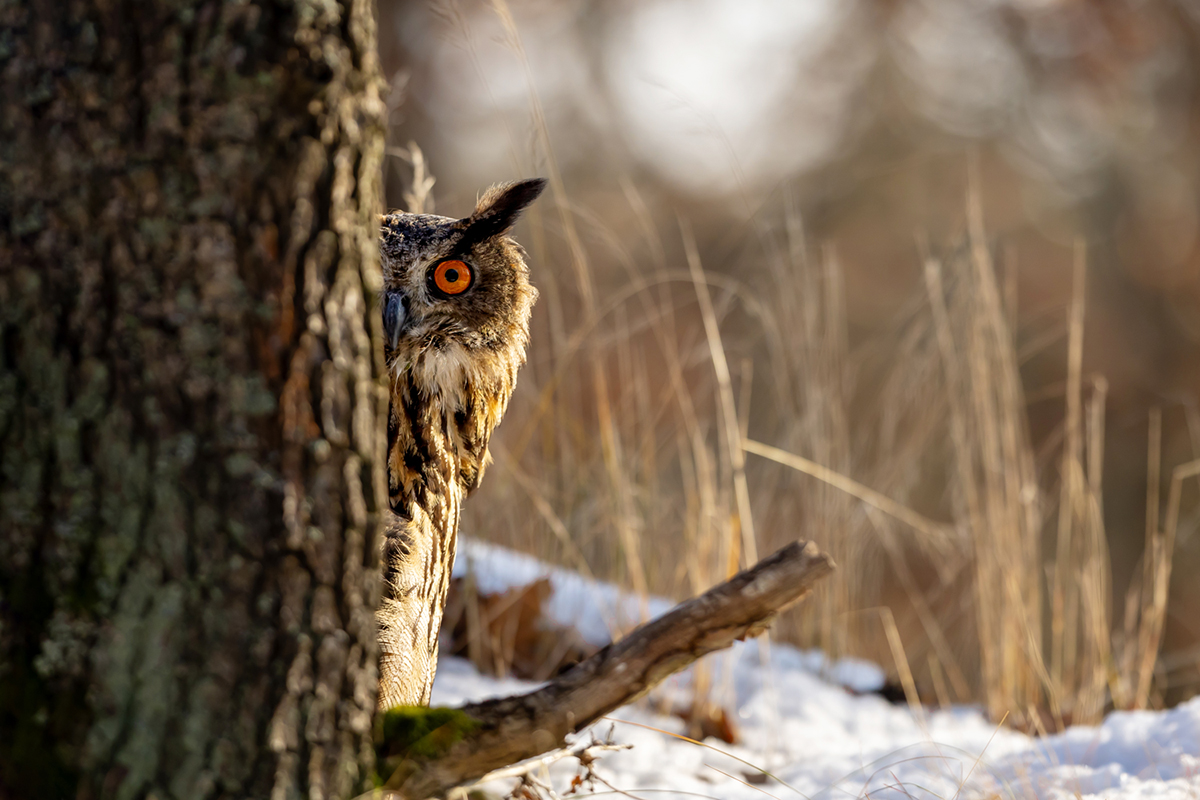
left=376, top=179, right=545, bottom=708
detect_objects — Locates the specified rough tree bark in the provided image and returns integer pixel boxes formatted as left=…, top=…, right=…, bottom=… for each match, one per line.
left=0, top=1, right=387, bottom=798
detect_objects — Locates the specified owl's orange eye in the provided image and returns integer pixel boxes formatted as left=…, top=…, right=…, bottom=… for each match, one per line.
left=431, top=259, right=473, bottom=296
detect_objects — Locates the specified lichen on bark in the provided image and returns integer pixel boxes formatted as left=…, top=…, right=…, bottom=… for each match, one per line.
left=0, top=0, right=388, bottom=797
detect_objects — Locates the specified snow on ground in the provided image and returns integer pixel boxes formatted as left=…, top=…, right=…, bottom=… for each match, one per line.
left=438, top=540, right=1200, bottom=800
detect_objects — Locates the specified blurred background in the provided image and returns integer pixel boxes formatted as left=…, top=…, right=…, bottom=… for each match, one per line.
left=378, top=0, right=1200, bottom=729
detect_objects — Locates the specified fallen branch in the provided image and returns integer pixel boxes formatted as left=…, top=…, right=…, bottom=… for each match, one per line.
left=379, top=540, right=835, bottom=799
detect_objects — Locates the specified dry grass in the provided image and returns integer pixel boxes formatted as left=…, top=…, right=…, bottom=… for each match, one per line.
left=455, top=175, right=1200, bottom=727
left=404, top=2, right=1200, bottom=731
left=465, top=174, right=1200, bottom=725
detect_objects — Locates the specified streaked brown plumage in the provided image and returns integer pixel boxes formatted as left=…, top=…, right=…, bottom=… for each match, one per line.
left=376, top=179, right=545, bottom=708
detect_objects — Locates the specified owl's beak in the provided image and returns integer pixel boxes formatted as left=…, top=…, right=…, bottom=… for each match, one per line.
left=383, top=291, right=408, bottom=351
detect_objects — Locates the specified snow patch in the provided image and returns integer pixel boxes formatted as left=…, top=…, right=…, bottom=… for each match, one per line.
left=439, top=540, right=1200, bottom=800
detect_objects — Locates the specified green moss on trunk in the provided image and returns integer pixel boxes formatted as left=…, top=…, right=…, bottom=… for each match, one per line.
left=378, top=706, right=482, bottom=760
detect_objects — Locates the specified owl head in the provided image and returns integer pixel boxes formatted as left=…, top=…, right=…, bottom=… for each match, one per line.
left=379, top=179, right=545, bottom=394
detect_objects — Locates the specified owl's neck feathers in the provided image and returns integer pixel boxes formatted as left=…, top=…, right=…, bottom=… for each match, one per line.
left=388, top=329, right=527, bottom=508
left=376, top=330, right=529, bottom=708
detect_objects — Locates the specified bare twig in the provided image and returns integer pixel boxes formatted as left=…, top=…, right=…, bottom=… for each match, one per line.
left=448, top=737, right=632, bottom=799
left=743, top=439, right=956, bottom=553
left=385, top=141, right=436, bottom=214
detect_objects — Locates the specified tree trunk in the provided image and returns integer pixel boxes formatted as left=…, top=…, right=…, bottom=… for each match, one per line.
left=0, top=1, right=387, bottom=798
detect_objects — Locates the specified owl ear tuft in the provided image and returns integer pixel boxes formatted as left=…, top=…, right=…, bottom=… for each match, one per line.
left=462, top=178, right=547, bottom=243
